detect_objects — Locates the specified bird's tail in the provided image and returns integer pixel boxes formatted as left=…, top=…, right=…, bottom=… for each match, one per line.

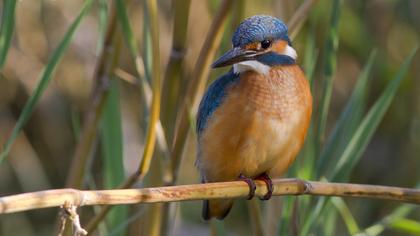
left=202, top=199, right=234, bottom=220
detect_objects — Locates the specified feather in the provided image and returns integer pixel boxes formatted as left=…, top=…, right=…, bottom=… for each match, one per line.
left=196, top=70, right=239, bottom=136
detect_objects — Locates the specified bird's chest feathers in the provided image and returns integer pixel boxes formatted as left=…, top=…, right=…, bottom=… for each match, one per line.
left=230, top=66, right=307, bottom=121
left=204, top=66, right=310, bottom=165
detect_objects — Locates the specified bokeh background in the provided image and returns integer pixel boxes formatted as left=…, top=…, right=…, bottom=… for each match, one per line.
left=0, top=0, right=419, bottom=235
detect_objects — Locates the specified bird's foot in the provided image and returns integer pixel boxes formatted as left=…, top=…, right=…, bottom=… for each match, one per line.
left=256, top=173, right=273, bottom=200
left=238, top=174, right=256, bottom=200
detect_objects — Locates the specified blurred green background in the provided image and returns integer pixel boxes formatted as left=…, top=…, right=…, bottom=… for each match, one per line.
left=0, top=0, right=419, bottom=235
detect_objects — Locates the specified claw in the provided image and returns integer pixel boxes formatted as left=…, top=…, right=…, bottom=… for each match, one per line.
left=238, top=174, right=256, bottom=200
left=256, top=173, right=273, bottom=200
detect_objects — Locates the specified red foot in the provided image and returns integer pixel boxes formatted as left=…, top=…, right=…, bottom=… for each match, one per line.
left=256, top=173, right=273, bottom=200
left=238, top=174, right=256, bottom=200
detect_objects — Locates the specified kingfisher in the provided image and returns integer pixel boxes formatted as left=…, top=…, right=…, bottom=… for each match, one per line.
left=196, top=15, right=312, bottom=220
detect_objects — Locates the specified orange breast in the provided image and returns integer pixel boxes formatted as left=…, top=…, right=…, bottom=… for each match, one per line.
left=197, top=65, right=312, bottom=182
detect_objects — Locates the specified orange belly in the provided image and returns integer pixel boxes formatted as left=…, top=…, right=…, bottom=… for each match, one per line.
left=197, top=65, right=312, bottom=182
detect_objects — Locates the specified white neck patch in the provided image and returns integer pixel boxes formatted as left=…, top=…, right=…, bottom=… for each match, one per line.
left=284, top=45, right=297, bottom=60
left=233, top=60, right=270, bottom=75
left=232, top=45, right=298, bottom=75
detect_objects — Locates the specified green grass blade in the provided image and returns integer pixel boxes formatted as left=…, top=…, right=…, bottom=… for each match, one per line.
left=115, top=0, right=139, bottom=58
left=316, top=50, right=377, bottom=178
left=279, top=197, right=296, bottom=236
left=0, top=0, right=17, bottom=68
left=0, top=0, right=94, bottom=163
left=331, top=197, right=360, bottom=234
left=316, top=0, right=343, bottom=146
left=302, top=48, right=417, bottom=235
left=161, top=0, right=191, bottom=141
left=297, top=23, right=318, bottom=180
left=390, top=218, right=420, bottom=235
left=109, top=208, right=147, bottom=236
left=300, top=196, right=327, bottom=236
left=101, top=79, right=127, bottom=235
left=355, top=204, right=417, bottom=236
left=142, top=5, right=152, bottom=81
left=332, top=47, right=418, bottom=181
left=300, top=1, right=342, bottom=233
left=96, top=0, right=109, bottom=54
left=303, top=23, right=318, bottom=88
left=323, top=203, right=338, bottom=236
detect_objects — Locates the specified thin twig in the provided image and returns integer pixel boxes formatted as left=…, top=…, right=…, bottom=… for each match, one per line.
left=161, top=0, right=191, bottom=142
left=58, top=202, right=88, bottom=236
left=287, top=0, right=319, bottom=40
left=65, top=5, right=119, bottom=188
left=136, top=0, right=161, bottom=180
left=247, top=200, right=266, bottom=236
left=114, top=68, right=170, bottom=162
left=1, top=179, right=419, bottom=215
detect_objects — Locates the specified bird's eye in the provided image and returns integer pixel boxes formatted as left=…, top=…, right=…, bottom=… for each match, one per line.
left=260, top=40, right=272, bottom=49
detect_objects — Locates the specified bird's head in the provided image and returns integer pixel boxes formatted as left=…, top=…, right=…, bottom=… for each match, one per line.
left=212, top=15, right=296, bottom=75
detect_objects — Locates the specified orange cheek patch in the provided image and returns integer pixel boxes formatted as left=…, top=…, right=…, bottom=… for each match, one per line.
left=272, top=40, right=288, bottom=54
left=244, top=42, right=259, bottom=50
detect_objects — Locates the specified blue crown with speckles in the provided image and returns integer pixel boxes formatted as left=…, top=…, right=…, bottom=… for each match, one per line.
left=232, top=15, right=291, bottom=47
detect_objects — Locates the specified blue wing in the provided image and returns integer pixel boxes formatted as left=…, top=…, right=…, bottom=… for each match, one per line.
left=196, top=70, right=239, bottom=137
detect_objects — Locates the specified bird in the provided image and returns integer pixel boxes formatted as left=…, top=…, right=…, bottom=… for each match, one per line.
left=195, top=15, right=312, bottom=220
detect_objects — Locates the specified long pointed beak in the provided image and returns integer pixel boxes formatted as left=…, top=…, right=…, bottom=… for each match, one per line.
left=211, top=47, right=256, bottom=68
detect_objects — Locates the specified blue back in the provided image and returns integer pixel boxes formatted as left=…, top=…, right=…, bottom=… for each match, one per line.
left=196, top=71, right=239, bottom=137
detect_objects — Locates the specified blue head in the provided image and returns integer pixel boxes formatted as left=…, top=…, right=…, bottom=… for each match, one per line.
left=212, top=15, right=296, bottom=70
left=232, top=15, right=291, bottom=48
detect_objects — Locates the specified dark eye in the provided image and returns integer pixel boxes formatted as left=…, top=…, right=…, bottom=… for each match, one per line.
left=260, top=39, right=272, bottom=49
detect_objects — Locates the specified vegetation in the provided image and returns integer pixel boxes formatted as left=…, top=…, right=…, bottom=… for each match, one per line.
left=0, top=0, right=419, bottom=235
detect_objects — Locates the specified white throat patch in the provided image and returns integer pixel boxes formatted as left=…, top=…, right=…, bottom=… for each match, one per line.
left=233, top=60, right=271, bottom=75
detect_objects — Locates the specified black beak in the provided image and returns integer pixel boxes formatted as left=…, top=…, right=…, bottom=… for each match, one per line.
left=211, top=47, right=257, bottom=68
